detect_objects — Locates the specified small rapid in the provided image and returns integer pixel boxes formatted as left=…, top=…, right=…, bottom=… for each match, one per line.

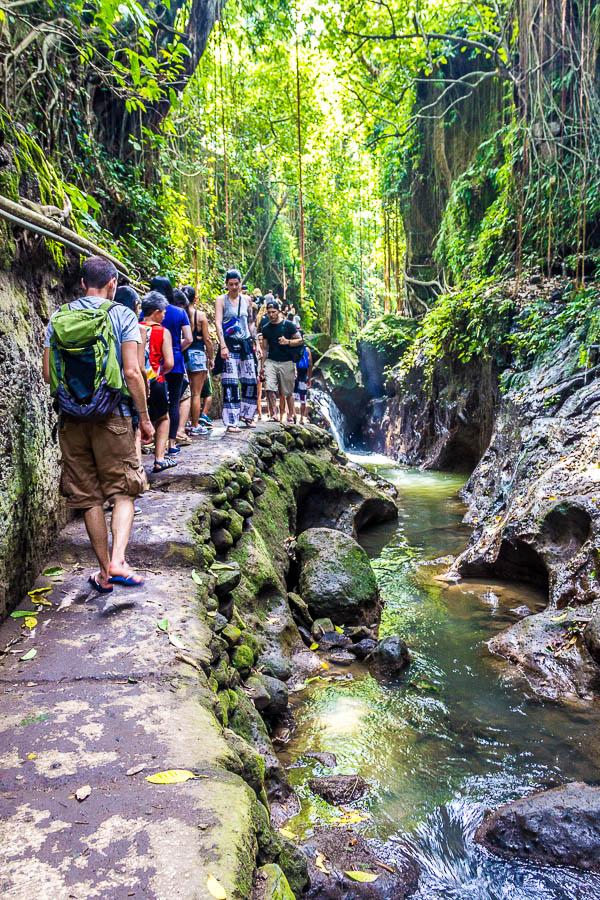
left=282, top=449, right=600, bottom=899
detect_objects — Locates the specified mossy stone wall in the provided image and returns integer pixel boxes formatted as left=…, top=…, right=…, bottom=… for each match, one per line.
left=0, top=267, right=65, bottom=618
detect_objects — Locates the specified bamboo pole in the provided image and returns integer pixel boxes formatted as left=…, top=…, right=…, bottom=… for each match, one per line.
left=0, top=194, right=129, bottom=275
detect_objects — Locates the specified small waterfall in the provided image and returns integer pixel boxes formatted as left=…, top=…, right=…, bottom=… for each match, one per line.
left=311, top=388, right=347, bottom=449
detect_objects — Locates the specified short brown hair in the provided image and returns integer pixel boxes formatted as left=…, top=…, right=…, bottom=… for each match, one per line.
left=81, top=256, right=118, bottom=289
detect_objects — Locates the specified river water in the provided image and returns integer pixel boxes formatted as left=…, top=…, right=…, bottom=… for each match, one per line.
left=282, top=456, right=600, bottom=899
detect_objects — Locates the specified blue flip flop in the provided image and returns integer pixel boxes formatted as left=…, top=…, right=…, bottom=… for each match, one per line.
left=108, top=574, right=144, bottom=588
left=88, top=575, right=113, bottom=594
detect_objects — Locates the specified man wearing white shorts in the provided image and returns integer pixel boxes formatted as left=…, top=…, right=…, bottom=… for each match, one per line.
left=260, top=300, right=303, bottom=423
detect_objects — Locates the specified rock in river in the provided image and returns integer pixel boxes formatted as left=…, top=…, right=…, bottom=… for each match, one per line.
left=475, top=781, right=600, bottom=872
left=368, top=635, right=410, bottom=676
left=297, top=527, right=379, bottom=624
left=308, top=774, right=368, bottom=804
left=301, top=827, right=419, bottom=900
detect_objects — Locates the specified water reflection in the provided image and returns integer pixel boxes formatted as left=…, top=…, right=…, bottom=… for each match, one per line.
left=282, top=459, right=600, bottom=898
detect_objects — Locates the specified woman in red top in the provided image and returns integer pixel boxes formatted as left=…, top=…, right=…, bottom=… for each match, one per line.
left=139, top=292, right=174, bottom=472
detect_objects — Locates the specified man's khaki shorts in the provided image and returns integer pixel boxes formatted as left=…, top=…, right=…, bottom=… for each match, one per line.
left=264, top=358, right=295, bottom=396
left=58, top=414, right=147, bottom=509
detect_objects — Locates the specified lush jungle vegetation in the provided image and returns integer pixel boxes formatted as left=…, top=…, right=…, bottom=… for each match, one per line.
left=1, top=0, right=599, bottom=365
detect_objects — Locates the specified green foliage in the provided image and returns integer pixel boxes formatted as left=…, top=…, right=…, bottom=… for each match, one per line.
left=398, top=281, right=514, bottom=385
left=358, top=314, right=417, bottom=356
left=506, top=286, right=600, bottom=376
left=435, top=127, right=515, bottom=282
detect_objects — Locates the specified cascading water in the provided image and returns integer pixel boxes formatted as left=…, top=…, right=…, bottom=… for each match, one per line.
left=310, top=387, right=348, bottom=449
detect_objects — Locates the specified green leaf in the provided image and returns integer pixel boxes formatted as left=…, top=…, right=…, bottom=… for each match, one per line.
left=157, top=619, right=169, bottom=632
left=19, top=713, right=52, bottom=726
left=42, top=566, right=63, bottom=577
left=191, top=569, right=203, bottom=585
left=11, top=610, right=35, bottom=618
left=20, top=648, right=37, bottom=661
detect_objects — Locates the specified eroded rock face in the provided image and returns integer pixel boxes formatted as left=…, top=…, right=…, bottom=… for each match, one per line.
left=361, top=356, right=497, bottom=471
left=487, top=606, right=600, bottom=701
left=297, top=528, right=379, bottom=625
left=301, top=828, right=419, bottom=900
left=475, top=782, right=600, bottom=872
left=584, top=613, right=600, bottom=665
left=449, top=337, right=600, bottom=697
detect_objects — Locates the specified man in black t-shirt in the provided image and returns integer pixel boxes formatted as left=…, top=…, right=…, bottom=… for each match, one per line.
left=260, top=300, right=303, bottom=423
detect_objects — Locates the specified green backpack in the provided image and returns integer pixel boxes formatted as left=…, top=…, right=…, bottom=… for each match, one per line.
left=49, top=300, right=125, bottom=418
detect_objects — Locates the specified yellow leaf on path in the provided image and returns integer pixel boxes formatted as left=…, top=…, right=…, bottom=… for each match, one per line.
left=344, top=871, right=379, bottom=883
left=22, top=617, right=37, bottom=629
left=28, top=753, right=37, bottom=759
left=551, top=611, right=568, bottom=623
left=310, top=642, right=319, bottom=651
left=28, top=587, right=52, bottom=597
left=320, top=661, right=329, bottom=670
left=334, top=625, right=343, bottom=634
left=206, top=874, right=227, bottom=899
left=146, top=769, right=198, bottom=784
left=279, top=827, right=296, bottom=839
left=315, top=852, right=331, bottom=874
left=31, top=597, right=53, bottom=606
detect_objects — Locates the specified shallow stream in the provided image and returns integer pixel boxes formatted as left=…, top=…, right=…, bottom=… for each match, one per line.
left=282, top=456, right=600, bottom=899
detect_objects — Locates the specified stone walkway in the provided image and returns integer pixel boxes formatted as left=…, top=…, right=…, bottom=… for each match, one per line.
left=0, top=423, right=288, bottom=900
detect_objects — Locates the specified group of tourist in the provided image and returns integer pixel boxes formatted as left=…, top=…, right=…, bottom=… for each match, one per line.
left=41, top=255, right=313, bottom=593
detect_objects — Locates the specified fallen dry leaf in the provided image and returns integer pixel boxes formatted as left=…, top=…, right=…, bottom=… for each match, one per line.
left=206, top=873, right=227, bottom=899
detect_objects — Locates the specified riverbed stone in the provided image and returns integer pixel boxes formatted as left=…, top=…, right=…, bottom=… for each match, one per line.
left=212, top=527, right=234, bottom=553
left=288, top=591, right=313, bottom=628
left=328, top=650, right=355, bottom=665
left=214, top=562, right=242, bottom=596
left=308, top=774, right=368, bottom=804
left=301, top=827, right=419, bottom=900
left=231, top=643, right=254, bottom=674
left=369, top=635, right=410, bottom=676
left=298, top=528, right=379, bottom=624
left=475, top=781, right=600, bottom=872
left=233, top=498, right=254, bottom=519
left=247, top=673, right=289, bottom=718
left=304, top=751, right=337, bottom=767
left=347, top=625, right=376, bottom=642
left=258, top=652, right=292, bottom=682
left=348, top=638, right=377, bottom=659
left=319, top=630, right=352, bottom=650
left=312, top=617, right=335, bottom=638
left=222, top=624, right=242, bottom=646
left=253, top=863, right=295, bottom=900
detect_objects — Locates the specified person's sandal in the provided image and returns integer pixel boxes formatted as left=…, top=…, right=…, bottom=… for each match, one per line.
left=153, top=458, right=178, bottom=472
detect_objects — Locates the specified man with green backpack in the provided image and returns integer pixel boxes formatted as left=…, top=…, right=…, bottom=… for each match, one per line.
left=42, top=256, right=154, bottom=593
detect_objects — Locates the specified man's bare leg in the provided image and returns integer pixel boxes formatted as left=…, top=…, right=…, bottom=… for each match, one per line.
left=285, top=394, right=295, bottom=423
left=83, top=505, right=111, bottom=588
left=108, top=496, right=142, bottom=582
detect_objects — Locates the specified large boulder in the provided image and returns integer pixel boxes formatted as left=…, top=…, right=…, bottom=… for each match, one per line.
left=297, top=528, right=379, bottom=625
left=475, top=782, right=600, bottom=872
